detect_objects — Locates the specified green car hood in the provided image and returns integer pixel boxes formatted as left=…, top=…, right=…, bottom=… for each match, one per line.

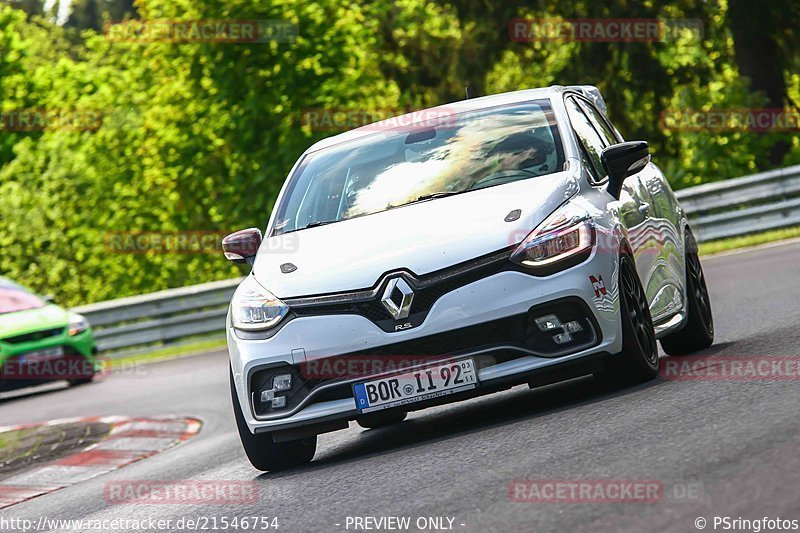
left=0, top=305, right=70, bottom=339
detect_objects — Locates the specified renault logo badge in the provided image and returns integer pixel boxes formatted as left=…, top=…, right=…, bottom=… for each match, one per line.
left=381, top=278, right=414, bottom=320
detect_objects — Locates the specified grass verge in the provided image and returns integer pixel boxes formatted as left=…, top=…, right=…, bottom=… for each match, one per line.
left=108, top=337, right=226, bottom=370
left=699, top=226, right=800, bottom=256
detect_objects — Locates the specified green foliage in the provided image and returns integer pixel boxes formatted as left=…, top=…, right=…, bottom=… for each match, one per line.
left=1, top=1, right=401, bottom=305
left=0, top=0, right=798, bottom=306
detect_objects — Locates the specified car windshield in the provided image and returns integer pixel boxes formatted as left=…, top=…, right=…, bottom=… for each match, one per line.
left=0, top=279, right=47, bottom=315
left=273, top=100, right=564, bottom=235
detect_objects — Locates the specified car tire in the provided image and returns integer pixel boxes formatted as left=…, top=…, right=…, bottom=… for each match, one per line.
left=660, top=230, right=714, bottom=355
left=230, top=368, right=316, bottom=472
left=357, top=411, right=407, bottom=429
left=595, top=254, right=659, bottom=386
left=68, top=357, right=96, bottom=386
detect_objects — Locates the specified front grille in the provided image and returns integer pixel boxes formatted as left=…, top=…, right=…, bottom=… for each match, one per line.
left=342, top=314, right=528, bottom=358
left=2, top=327, right=64, bottom=344
left=250, top=313, right=530, bottom=418
left=250, top=299, right=602, bottom=419
left=291, top=248, right=515, bottom=331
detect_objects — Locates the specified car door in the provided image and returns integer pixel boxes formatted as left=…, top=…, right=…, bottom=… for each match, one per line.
left=623, top=156, right=685, bottom=325
left=564, top=96, right=656, bottom=299
left=575, top=97, right=684, bottom=324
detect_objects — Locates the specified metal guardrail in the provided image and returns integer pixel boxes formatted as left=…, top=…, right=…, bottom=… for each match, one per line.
left=71, top=277, right=241, bottom=354
left=74, top=164, right=800, bottom=355
left=676, top=164, right=800, bottom=242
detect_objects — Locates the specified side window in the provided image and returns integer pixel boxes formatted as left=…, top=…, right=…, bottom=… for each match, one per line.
left=577, top=145, right=602, bottom=183
left=577, top=98, right=621, bottom=145
left=565, top=97, right=608, bottom=183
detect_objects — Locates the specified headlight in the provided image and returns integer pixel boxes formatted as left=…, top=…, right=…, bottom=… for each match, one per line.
left=230, top=276, right=289, bottom=331
left=511, top=203, right=595, bottom=273
left=68, top=314, right=90, bottom=336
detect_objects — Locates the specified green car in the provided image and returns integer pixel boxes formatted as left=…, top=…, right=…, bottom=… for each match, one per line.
left=0, top=277, right=99, bottom=392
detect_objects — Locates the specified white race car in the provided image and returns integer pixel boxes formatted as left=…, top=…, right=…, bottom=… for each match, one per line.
left=223, top=85, right=714, bottom=471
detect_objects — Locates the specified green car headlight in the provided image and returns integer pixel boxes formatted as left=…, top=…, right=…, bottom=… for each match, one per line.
left=68, top=313, right=90, bottom=336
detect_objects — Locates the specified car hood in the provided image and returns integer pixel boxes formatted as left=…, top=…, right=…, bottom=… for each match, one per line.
left=253, top=171, right=579, bottom=298
left=0, top=304, right=69, bottom=339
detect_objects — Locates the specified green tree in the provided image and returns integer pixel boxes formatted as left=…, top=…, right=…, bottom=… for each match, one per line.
left=1, top=0, right=799, bottom=306
left=727, top=0, right=800, bottom=167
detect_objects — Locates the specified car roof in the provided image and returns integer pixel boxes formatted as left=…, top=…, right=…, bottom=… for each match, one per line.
left=0, top=277, right=28, bottom=291
left=305, top=85, right=574, bottom=153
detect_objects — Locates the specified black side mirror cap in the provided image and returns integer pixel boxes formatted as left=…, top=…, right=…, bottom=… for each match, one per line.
left=602, top=141, right=651, bottom=199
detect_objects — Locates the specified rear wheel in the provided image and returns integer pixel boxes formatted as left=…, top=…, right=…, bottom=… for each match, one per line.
left=230, top=368, right=315, bottom=471
left=357, top=411, right=407, bottom=429
left=660, top=230, right=714, bottom=355
left=595, top=255, right=659, bottom=386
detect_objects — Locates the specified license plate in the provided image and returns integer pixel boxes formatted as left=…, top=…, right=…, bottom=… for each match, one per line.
left=18, top=346, right=64, bottom=364
left=353, top=359, right=478, bottom=413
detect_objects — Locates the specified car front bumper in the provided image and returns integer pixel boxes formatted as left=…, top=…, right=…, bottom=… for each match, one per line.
left=0, top=328, right=98, bottom=390
left=229, top=254, right=624, bottom=436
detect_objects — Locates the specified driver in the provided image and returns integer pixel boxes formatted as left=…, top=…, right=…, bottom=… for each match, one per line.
left=487, top=129, right=554, bottom=173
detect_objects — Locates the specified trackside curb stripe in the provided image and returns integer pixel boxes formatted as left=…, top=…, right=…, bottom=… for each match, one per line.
left=0, top=415, right=202, bottom=509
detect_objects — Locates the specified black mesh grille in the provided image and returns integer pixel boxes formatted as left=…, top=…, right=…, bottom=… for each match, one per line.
left=2, top=327, right=64, bottom=344
left=342, top=314, right=528, bottom=357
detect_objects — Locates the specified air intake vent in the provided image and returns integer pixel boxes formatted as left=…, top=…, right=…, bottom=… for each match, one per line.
left=2, top=327, right=64, bottom=344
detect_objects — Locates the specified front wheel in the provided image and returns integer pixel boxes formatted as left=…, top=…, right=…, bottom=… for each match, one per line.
left=68, top=355, right=97, bottom=386
left=230, top=368, right=316, bottom=471
left=660, top=230, right=714, bottom=355
left=595, top=254, right=659, bottom=386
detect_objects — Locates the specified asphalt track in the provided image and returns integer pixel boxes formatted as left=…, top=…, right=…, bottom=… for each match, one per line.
left=1, top=240, right=800, bottom=532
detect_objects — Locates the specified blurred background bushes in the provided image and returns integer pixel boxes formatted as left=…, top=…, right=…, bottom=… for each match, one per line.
left=0, top=0, right=798, bottom=305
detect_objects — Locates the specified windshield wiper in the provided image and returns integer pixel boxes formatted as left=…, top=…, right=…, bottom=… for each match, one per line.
left=414, top=191, right=460, bottom=202
left=284, top=220, right=338, bottom=234
left=304, top=220, right=337, bottom=229
left=387, top=191, right=465, bottom=211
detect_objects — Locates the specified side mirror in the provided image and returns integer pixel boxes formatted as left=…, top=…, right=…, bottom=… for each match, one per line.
left=222, top=228, right=262, bottom=264
left=42, top=294, right=55, bottom=304
left=602, top=141, right=650, bottom=199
